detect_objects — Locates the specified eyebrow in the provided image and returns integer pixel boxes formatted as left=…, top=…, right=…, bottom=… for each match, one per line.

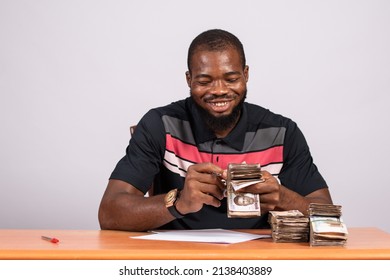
left=194, top=74, right=212, bottom=79
left=194, top=71, right=242, bottom=79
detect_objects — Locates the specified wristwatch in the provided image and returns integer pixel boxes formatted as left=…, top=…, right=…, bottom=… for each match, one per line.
left=164, top=188, right=184, bottom=219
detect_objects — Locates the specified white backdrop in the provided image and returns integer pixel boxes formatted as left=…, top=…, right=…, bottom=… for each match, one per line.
left=1, top=0, right=389, bottom=232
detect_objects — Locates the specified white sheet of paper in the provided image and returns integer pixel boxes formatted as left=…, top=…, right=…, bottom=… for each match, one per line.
left=131, top=228, right=271, bottom=244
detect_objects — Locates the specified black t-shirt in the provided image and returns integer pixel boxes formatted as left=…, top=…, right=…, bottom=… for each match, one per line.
left=110, top=97, right=327, bottom=229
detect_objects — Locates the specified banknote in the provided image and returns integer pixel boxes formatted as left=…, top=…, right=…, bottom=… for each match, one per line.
left=308, top=203, right=348, bottom=246
left=268, top=210, right=310, bottom=242
left=226, top=163, right=262, bottom=218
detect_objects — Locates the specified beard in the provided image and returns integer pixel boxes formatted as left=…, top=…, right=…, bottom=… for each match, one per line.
left=191, top=90, right=247, bottom=133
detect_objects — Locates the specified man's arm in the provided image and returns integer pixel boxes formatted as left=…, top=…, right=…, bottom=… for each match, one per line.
left=98, top=179, right=175, bottom=231
left=241, top=171, right=333, bottom=216
left=276, top=186, right=332, bottom=215
left=98, top=163, right=226, bottom=231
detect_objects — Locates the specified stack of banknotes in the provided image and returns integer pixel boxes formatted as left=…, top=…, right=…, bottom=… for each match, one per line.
left=308, top=203, right=348, bottom=246
left=226, top=163, right=263, bottom=218
left=268, top=210, right=310, bottom=242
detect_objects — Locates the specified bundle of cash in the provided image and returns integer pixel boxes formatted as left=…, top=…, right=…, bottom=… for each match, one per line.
left=308, top=203, right=348, bottom=246
left=226, top=163, right=263, bottom=218
left=268, top=210, right=310, bottom=242
left=308, top=202, right=342, bottom=217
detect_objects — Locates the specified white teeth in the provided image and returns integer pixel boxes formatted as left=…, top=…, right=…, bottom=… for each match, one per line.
left=213, top=102, right=228, bottom=107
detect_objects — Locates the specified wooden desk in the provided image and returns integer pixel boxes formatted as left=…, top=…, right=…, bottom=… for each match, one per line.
left=1, top=227, right=390, bottom=260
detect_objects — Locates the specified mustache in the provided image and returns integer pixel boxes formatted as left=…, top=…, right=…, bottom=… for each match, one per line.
left=203, top=94, right=237, bottom=102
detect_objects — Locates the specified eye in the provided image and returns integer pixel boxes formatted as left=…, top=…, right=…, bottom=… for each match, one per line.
left=197, top=80, right=211, bottom=85
left=226, top=78, right=239, bottom=83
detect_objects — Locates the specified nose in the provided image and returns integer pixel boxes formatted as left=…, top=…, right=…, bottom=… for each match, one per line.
left=210, top=80, right=228, bottom=95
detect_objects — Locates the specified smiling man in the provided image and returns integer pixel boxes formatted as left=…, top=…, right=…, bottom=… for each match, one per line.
left=98, top=29, right=333, bottom=231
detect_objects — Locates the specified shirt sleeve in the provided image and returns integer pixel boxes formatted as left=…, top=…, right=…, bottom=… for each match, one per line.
left=279, top=120, right=328, bottom=196
left=109, top=109, right=165, bottom=194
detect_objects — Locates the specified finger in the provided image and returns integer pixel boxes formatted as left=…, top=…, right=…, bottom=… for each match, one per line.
left=199, top=182, right=225, bottom=200
left=184, top=174, right=225, bottom=200
left=259, top=192, right=280, bottom=205
left=188, top=163, right=224, bottom=178
left=187, top=166, right=226, bottom=192
left=239, top=176, right=279, bottom=194
left=260, top=195, right=280, bottom=212
left=201, top=192, right=223, bottom=208
left=237, top=183, right=272, bottom=194
left=260, top=203, right=276, bottom=213
left=211, top=173, right=227, bottom=191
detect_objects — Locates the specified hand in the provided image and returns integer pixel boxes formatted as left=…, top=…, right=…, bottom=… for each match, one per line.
left=175, top=163, right=226, bottom=215
left=237, top=170, right=281, bottom=213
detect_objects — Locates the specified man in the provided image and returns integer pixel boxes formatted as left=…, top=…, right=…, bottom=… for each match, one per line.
left=98, top=29, right=332, bottom=232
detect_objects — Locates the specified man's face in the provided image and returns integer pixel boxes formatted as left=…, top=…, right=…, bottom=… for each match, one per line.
left=235, top=195, right=255, bottom=206
left=186, top=47, right=249, bottom=132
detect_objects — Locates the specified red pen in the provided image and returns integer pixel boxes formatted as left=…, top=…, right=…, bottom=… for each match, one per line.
left=41, top=236, right=59, bottom=243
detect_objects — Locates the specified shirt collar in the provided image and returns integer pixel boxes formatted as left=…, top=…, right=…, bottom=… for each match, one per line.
left=186, top=97, right=247, bottom=151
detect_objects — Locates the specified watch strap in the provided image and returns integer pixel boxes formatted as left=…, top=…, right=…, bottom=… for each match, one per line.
left=167, top=204, right=185, bottom=219
left=167, top=189, right=184, bottom=219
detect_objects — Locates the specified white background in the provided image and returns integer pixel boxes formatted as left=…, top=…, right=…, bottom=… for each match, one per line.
left=1, top=0, right=389, bottom=232
left=1, top=260, right=389, bottom=279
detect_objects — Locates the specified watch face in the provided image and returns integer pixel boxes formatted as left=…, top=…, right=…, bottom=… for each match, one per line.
left=165, top=189, right=177, bottom=206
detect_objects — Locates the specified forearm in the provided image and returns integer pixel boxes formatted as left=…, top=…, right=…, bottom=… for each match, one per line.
left=275, top=185, right=333, bottom=215
left=99, top=193, right=175, bottom=232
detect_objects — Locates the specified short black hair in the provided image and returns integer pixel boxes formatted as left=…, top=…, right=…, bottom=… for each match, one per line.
left=187, top=29, right=246, bottom=72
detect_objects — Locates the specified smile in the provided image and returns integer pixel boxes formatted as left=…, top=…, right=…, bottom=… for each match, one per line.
left=212, top=101, right=229, bottom=107
left=206, top=99, right=233, bottom=113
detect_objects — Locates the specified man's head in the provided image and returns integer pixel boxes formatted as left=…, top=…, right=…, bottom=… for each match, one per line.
left=186, top=29, right=249, bottom=136
left=187, top=29, right=246, bottom=73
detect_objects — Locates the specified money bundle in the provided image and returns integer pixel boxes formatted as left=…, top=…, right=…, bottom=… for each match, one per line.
left=268, top=210, right=310, bottom=242
left=226, top=163, right=263, bottom=218
left=308, top=203, right=348, bottom=246
left=308, top=203, right=342, bottom=217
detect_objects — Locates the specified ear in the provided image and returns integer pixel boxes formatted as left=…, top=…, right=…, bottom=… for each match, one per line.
left=185, top=71, right=191, bottom=87
left=244, top=65, right=249, bottom=82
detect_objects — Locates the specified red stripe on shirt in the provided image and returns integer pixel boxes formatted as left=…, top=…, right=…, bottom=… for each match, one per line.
left=165, top=134, right=283, bottom=170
